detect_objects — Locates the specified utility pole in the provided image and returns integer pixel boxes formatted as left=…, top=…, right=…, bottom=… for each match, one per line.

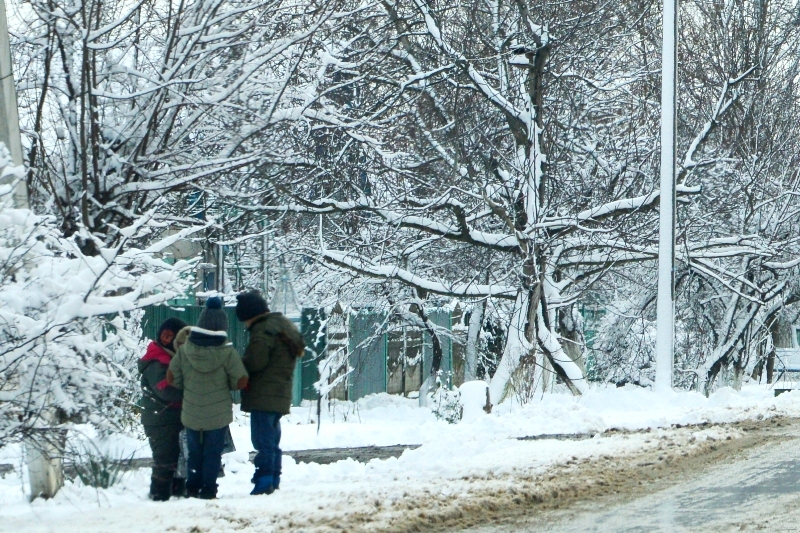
left=2, top=1, right=62, bottom=500
left=0, top=0, right=27, bottom=208
left=655, top=0, right=678, bottom=392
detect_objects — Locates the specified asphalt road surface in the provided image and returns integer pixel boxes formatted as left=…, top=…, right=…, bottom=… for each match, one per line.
left=465, top=429, right=800, bottom=532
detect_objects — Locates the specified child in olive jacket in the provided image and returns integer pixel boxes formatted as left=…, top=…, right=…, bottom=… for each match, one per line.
left=167, top=297, right=248, bottom=499
left=235, top=290, right=304, bottom=496
left=138, top=317, right=187, bottom=501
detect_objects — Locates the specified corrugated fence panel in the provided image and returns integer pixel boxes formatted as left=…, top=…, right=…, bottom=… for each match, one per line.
left=141, top=306, right=304, bottom=406
left=300, top=308, right=326, bottom=401
left=290, top=316, right=302, bottom=406
left=348, top=309, right=387, bottom=400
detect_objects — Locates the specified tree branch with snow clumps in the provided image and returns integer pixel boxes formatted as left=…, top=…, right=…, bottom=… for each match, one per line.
left=0, top=171, right=203, bottom=446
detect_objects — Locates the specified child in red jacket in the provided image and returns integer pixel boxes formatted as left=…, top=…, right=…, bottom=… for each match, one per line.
left=137, top=317, right=187, bottom=501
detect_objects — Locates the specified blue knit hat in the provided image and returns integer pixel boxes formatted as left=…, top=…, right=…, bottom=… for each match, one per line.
left=197, top=297, right=228, bottom=332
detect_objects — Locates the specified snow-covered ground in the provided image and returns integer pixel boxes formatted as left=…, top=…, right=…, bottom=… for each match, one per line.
left=2, top=384, right=800, bottom=532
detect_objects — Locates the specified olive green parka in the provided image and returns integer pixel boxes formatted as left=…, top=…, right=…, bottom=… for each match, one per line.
left=241, top=313, right=304, bottom=415
left=167, top=330, right=248, bottom=431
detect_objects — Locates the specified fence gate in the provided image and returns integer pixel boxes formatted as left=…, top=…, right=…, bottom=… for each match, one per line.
left=300, top=308, right=327, bottom=401
left=348, top=309, right=387, bottom=400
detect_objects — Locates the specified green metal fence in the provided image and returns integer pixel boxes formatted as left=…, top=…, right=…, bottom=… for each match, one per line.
left=141, top=305, right=454, bottom=404
left=345, top=308, right=453, bottom=401
left=300, top=308, right=326, bottom=401
left=348, top=309, right=388, bottom=400
left=141, top=305, right=326, bottom=406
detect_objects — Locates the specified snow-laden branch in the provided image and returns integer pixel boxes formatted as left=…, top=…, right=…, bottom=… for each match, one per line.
left=537, top=184, right=701, bottom=232
left=410, top=0, right=527, bottom=126
left=266, top=197, right=522, bottom=252
left=114, top=155, right=263, bottom=194
left=323, top=249, right=517, bottom=299
left=680, top=66, right=756, bottom=177
left=265, top=182, right=703, bottom=255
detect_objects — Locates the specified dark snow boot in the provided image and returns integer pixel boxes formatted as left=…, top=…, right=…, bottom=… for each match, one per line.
left=250, top=468, right=264, bottom=484
left=186, top=484, right=201, bottom=498
left=199, top=484, right=218, bottom=500
left=149, top=478, right=171, bottom=502
left=171, top=477, right=186, bottom=498
left=250, top=475, right=275, bottom=496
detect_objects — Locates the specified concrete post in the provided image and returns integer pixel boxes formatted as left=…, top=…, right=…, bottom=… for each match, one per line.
left=2, top=0, right=61, bottom=500
left=0, top=0, right=27, bottom=208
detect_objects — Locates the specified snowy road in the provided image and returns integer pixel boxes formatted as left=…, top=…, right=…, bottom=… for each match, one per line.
left=6, top=389, right=800, bottom=533
left=466, top=426, right=800, bottom=532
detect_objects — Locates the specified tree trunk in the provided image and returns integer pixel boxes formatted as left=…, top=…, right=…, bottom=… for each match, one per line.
left=558, top=306, right=585, bottom=374
left=488, top=292, right=532, bottom=404
left=732, top=362, right=744, bottom=391
left=766, top=347, right=776, bottom=384
left=413, top=297, right=444, bottom=406
left=464, top=301, right=485, bottom=382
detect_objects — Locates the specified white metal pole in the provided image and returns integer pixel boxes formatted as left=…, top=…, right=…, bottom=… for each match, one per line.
left=655, top=0, right=678, bottom=391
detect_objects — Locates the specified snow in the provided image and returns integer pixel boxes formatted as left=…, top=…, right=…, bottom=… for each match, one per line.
left=459, top=380, right=489, bottom=421
left=2, top=385, right=800, bottom=532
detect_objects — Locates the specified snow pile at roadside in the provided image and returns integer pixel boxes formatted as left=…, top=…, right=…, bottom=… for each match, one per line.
left=0, top=384, right=798, bottom=532
left=270, top=382, right=800, bottom=452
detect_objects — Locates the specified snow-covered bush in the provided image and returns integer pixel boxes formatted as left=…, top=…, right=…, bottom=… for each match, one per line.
left=0, top=152, right=199, bottom=447
left=431, top=386, right=462, bottom=424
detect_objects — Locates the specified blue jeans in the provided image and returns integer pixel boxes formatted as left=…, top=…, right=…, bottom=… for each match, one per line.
left=251, top=411, right=282, bottom=482
left=186, top=427, right=226, bottom=494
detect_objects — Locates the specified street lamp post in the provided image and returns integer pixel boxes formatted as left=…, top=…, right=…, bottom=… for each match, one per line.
left=655, top=0, right=678, bottom=392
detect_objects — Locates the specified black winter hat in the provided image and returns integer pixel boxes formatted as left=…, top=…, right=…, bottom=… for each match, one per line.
left=157, top=317, right=188, bottom=350
left=235, top=290, right=269, bottom=322
left=197, top=297, right=228, bottom=332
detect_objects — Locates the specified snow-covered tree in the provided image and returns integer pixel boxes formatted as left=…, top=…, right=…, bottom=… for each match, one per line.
left=10, top=0, right=339, bottom=252
left=12, top=0, right=800, bottom=402
left=216, top=0, right=712, bottom=400
left=590, top=0, right=800, bottom=393
left=0, top=143, right=200, bottom=448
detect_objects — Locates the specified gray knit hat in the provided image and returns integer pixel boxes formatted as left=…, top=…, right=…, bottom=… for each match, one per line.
left=197, top=297, right=228, bottom=332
